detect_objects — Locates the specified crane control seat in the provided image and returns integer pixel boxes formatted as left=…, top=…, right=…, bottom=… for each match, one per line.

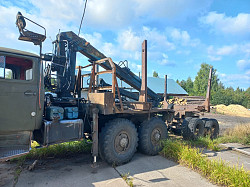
left=16, top=12, right=46, bottom=45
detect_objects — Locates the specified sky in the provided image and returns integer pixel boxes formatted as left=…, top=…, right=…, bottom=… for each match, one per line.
left=0, top=0, right=249, bottom=89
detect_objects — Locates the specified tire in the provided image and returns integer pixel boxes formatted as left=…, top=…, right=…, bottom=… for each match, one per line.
left=99, top=118, right=138, bottom=166
left=181, top=117, right=193, bottom=140
left=98, top=130, right=105, bottom=161
left=138, top=117, right=168, bottom=155
left=204, top=119, right=219, bottom=139
left=201, top=118, right=209, bottom=136
left=185, top=117, right=193, bottom=122
left=182, top=118, right=205, bottom=140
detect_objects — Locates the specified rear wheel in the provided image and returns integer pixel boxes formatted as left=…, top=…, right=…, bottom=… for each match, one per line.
left=138, top=117, right=168, bottom=155
left=99, top=118, right=138, bottom=166
left=201, top=118, right=209, bottom=136
left=205, top=119, right=219, bottom=139
left=182, top=118, right=205, bottom=140
left=181, top=117, right=192, bottom=140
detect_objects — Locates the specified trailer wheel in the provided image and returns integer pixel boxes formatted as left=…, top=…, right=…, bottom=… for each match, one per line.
left=182, top=118, right=205, bottom=140
left=205, top=119, right=219, bottom=139
left=181, top=117, right=192, bottom=140
left=100, top=118, right=138, bottom=166
left=201, top=118, right=209, bottom=136
left=138, top=117, right=168, bottom=155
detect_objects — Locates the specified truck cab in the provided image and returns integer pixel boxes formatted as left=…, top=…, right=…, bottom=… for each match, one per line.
left=0, top=47, right=44, bottom=160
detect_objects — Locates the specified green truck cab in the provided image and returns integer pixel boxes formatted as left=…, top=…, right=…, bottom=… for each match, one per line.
left=0, top=47, right=44, bottom=159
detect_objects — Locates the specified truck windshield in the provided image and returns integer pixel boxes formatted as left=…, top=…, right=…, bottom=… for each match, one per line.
left=0, top=56, right=33, bottom=80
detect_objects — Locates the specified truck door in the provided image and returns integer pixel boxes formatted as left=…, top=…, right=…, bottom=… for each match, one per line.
left=0, top=52, right=40, bottom=160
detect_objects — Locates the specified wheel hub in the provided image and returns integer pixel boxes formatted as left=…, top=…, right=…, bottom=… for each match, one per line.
left=120, top=137, right=128, bottom=148
left=154, top=132, right=161, bottom=141
left=115, top=132, right=129, bottom=153
left=151, top=129, right=161, bottom=145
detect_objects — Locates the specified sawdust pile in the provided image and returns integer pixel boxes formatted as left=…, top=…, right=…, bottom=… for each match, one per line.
left=215, top=104, right=250, bottom=117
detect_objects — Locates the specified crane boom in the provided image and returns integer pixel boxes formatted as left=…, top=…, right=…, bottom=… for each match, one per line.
left=57, top=31, right=159, bottom=101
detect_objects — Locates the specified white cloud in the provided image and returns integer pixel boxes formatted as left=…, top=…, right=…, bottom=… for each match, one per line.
left=81, top=32, right=120, bottom=60
left=217, top=45, right=237, bottom=55
left=129, top=62, right=141, bottom=72
left=115, top=27, right=176, bottom=65
left=28, top=0, right=212, bottom=30
left=200, top=12, right=250, bottom=37
left=217, top=71, right=226, bottom=78
left=218, top=72, right=250, bottom=88
left=237, top=59, right=250, bottom=71
left=169, top=28, right=200, bottom=47
left=159, top=53, right=170, bottom=65
left=82, top=32, right=103, bottom=47
left=142, top=27, right=175, bottom=50
left=208, top=45, right=237, bottom=56
left=176, top=50, right=191, bottom=55
left=117, top=28, right=141, bottom=51
left=207, top=44, right=239, bottom=61
left=240, top=43, right=250, bottom=57
left=208, top=55, right=221, bottom=61
left=86, top=0, right=137, bottom=29
left=135, top=0, right=212, bottom=20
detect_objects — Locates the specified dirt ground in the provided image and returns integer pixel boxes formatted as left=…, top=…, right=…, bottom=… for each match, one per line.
left=202, top=111, right=250, bottom=134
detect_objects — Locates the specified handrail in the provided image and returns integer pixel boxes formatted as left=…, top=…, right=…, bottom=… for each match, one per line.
left=76, top=57, right=124, bottom=112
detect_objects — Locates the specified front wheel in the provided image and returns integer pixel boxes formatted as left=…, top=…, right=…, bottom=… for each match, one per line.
left=138, top=117, right=168, bottom=155
left=99, top=118, right=138, bottom=166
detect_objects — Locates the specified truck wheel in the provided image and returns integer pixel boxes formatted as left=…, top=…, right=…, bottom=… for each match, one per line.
left=201, top=118, right=209, bottom=136
left=181, top=117, right=192, bottom=140
left=182, top=118, right=205, bottom=140
left=100, top=118, right=138, bottom=166
left=205, top=119, right=219, bottom=139
left=138, top=117, right=168, bottom=155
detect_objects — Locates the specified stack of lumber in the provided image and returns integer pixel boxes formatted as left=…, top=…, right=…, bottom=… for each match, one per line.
left=168, top=97, right=187, bottom=105
left=178, top=96, right=205, bottom=105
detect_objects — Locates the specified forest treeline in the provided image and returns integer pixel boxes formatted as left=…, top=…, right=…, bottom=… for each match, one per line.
left=176, top=63, right=250, bottom=108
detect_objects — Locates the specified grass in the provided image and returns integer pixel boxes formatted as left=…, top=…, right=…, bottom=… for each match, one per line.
left=186, top=123, right=250, bottom=152
left=218, top=123, right=250, bottom=145
left=11, top=140, right=91, bottom=162
left=13, top=156, right=26, bottom=185
left=121, top=173, right=133, bottom=187
left=189, top=136, right=221, bottom=151
left=161, top=139, right=250, bottom=187
left=28, top=140, right=91, bottom=159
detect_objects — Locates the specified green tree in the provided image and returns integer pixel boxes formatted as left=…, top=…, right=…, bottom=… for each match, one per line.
left=5, top=70, right=12, bottom=79
left=153, top=71, right=159, bottom=78
left=193, top=63, right=219, bottom=96
left=179, top=80, right=186, bottom=90
left=176, top=77, right=194, bottom=95
left=242, top=88, right=250, bottom=108
left=185, top=77, right=194, bottom=95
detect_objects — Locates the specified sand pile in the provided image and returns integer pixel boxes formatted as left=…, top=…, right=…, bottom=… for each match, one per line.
left=215, top=104, right=250, bottom=117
